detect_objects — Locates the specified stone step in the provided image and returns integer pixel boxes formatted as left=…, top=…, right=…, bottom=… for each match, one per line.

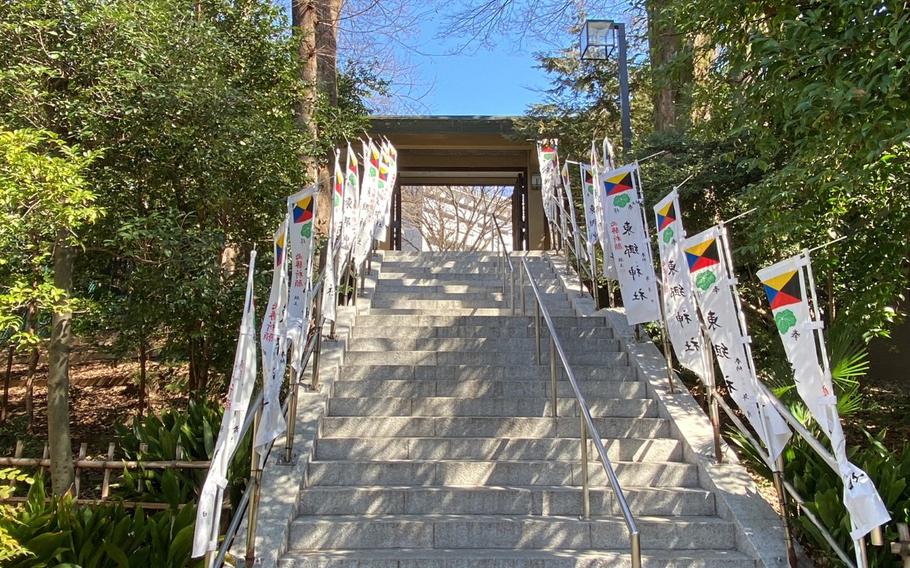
left=314, top=437, right=684, bottom=462
left=370, top=299, right=548, bottom=310
left=373, top=290, right=510, bottom=300
left=279, top=549, right=757, bottom=568
left=306, top=460, right=696, bottom=488
left=335, top=365, right=634, bottom=382
left=376, top=282, right=565, bottom=293
left=298, top=486, right=716, bottom=517
left=318, top=416, right=670, bottom=439
left=351, top=325, right=614, bottom=339
left=346, top=337, right=621, bottom=353
left=352, top=315, right=606, bottom=328
left=286, top=515, right=737, bottom=551
left=379, top=268, right=559, bottom=278
left=341, top=350, right=626, bottom=367
left=327, top=397, right=655, bottom=418
left=366, top=308, right=578, bottom=317
left=331, top=379, right=645, bottom=399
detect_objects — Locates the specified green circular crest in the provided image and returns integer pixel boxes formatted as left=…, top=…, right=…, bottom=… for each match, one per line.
left=613, top=194, right=631, bottom=208
left=662, top=227, right=674, bottom=244
left=775, top=309, right=797, bottom=334
left=695, top=270, right=716, bottom=291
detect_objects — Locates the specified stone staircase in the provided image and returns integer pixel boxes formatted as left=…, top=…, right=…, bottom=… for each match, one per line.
left=279, top=251, right=758, bottom=567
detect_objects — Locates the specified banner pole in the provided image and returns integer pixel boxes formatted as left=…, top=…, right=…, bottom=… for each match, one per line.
left=655, top=281, right=676, bottom=393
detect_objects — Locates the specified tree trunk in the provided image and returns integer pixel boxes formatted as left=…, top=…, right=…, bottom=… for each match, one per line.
left=316, top=0, right=340, bottom=107
left=22, top=300, right=37, bottom=430
left=1, top=346, right=12, bottom=423
left=293, top=0, right=319, bottom=181
left=646, top=0, right=689, bottom=133
left=47, top=237, right=75, bottom=496
left=25, top=347, right=38, bottom=431
left=138, top=337, right=148, bottom=415
left=187, top=322, right=209, bottom=397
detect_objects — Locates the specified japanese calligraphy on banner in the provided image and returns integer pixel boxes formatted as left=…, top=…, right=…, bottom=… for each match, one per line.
left=192, top=251, right=258, bottom=558
left=757, top=253, right=889, bottom=539
left=536, top=140, right=559, bottom=225
left=601, top=162, right=659, bottom=324
left=653, top=190, right=709, bottom=380
left=683, top=225, right=791, bottom=462
left=255, top=216, right=291, bottom=463
left=285, top=185, right=318, bottom=375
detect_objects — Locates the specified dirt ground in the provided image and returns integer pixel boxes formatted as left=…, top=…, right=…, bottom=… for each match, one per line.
left=0, top=358, right=188, bottom=457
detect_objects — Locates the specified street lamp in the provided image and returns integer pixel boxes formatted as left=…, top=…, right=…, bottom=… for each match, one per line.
left=580, top=19, right=632, bottom=154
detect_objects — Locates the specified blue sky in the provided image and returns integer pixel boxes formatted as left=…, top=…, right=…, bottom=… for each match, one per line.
left=273, top=1, right=567, bottom=116
left=407, top=23, right=553, bottom=116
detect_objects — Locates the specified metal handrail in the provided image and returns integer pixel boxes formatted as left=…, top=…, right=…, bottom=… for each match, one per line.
left=519, top=257, right=642, bottom=568
left=491, top=215, right=516, bottom=315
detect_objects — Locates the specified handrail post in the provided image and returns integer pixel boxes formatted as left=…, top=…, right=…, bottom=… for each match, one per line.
left=705, top=341, right=723, bottom=463
left=580, top=411, right=590, bottom=519
left=510, top=269, right=516, bottom=315
left=520, top=268, right=526, bottom=315
left=656, top=282, right=676, bottom=393
left=283, top=367, right=300, bottom=464
left=311, top=297, right=325, bottom=391
left=576, top=256, right=584, bottom=297
left=244, top=409, right=263, bottom=566
left=773, top=456, right=799, bottom=567
left=631, top=531, right=642, bottom=568
left=534, top=303, right=541, bottom=365
left=549, top=338, right=558, bottom=422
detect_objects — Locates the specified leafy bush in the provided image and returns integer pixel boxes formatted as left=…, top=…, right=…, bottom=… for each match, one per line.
left=729, top=333, right=907, bottom=565
left=117, top=398, right=250, bottom=509
left=0, top=472, right=199, bottom=567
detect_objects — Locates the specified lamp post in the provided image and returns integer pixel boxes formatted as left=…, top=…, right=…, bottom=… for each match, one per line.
left=580, top=19, right=632, bottom=153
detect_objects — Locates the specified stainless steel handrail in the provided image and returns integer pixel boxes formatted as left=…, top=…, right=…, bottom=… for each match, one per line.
left=519, top=257, right=642, bottom=568
left=491, top=215, right=516, bottom=315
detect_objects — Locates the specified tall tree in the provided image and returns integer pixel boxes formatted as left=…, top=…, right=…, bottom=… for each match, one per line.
left=0, top=129, right=100, bottom=494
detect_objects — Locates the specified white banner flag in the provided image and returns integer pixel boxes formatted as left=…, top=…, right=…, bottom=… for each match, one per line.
left=337, top=143, right=360, bottom=274
left=757, top=253, right=890, bottom=539
left=590, top=142, right=617, bottom=280
left=192, top=251, right=259, bottom=558
left=683, top=225, right=791, bottom=462
left=321, top=154, right=345, bottom=324
left=373, top=143, right=396, bottom=242
left=537, top=140, right=559, bottom=226
left=352, top=141, right=380, bottom=269
left=579, top=163, right=601, bottom=282
left=255, top=216, right=290, bottom=463
left=653, top=190, right=710, bottom=380
left=560, top=161, right=587, bottom=267
left=286, top=186, right=318, bottom=377
left=600, top=162, right=660, bottom=325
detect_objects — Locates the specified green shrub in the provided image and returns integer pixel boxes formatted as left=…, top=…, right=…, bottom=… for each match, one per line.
left=116, top=399, right=250, bottom=509
left=0, top=472, right=199, bottom=567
